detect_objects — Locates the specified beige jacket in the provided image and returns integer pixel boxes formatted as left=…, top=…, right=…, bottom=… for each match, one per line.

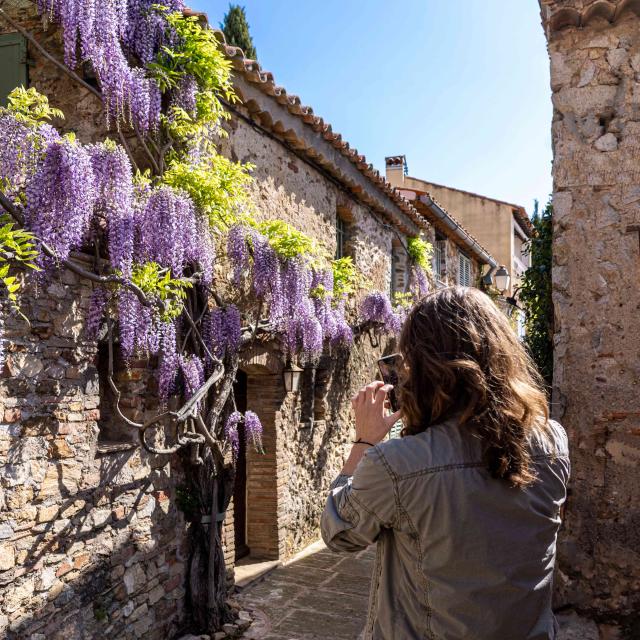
left=321, top=419, right=570, bottom=640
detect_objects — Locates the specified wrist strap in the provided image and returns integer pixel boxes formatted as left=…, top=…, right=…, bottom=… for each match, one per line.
left=352, top=438, right=376, bottom=447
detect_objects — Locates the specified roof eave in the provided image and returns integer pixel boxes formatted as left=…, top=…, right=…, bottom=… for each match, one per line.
left=417, top=195, right=497, bottom=268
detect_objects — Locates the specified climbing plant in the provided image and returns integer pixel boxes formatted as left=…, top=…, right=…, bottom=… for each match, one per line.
left=0, top=2, right=432, bottom=633
left=517, top=199, right=553, bottom=389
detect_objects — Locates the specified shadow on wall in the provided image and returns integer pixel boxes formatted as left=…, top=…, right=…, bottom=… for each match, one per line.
left=5, top=448, right=192, bottom=640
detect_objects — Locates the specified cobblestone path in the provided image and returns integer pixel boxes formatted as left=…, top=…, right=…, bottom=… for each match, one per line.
left=234, top=541, right=374, bottom=640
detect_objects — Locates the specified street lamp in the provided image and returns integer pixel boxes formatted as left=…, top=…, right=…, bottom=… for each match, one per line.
left=494, top=265, right=511, bottom=293
left=283, top=363, right=303, bottom=393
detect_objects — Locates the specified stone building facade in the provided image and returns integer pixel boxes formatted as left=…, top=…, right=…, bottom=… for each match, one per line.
left=385, top=156, right=530, bottom=297
left=384, top=156, right=497, bottom=288
left=539, top=0, right=640, bottom=626
left=0, top=4, right=497, bottom=639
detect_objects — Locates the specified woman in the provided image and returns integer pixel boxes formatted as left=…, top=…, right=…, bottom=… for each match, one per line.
left=321, top=287, right=569, bottom=640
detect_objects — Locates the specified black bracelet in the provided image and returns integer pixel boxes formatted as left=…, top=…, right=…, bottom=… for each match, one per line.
left=352, top=439, right=376, bottom=447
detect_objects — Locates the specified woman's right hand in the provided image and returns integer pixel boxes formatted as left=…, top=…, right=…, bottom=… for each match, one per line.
left=351, top=381, right=401, bottom=445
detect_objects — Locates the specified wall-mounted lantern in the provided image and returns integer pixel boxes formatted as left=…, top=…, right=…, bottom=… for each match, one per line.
left=494, top=265, right=511, bottom=294
left=283, top=363, right=303, bottom=393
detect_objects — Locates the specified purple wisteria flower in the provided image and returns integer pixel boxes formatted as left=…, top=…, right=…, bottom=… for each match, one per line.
left=136, top=186, right=214, bottom=280
left=89, top=141, right=134, bottom=275
left=0, top=115, right=59, bottom=199
left=36, top=0, right=165, bottom=131
left=227, top=224, right=250, bottom=285
left=360, top=291, right=403, bottom=334
left=202, top=304, right=243, bottom=365
left=331, top=298, right=353, bottom=346
left=244, top=411, right=264, bottom=453
left=410, top=265, right=430, bottom=299
left=86, top=287, right=108, bottom=340
left=24, top=138, right=96, bottom=267
left=224, top=411, right=242, bottom=463
left=179, top=354, right=205, bottom=408
left=158, top=321, right=179, bottom=401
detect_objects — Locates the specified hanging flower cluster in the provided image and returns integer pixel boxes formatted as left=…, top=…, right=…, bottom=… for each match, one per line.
left=227, top=224, right=354, bottom=362
left=360, top=291, right=405, bottom=334
left=202, top=305, right=242, bottom=366
left=223, top=410, right=264, bottom=462
left=36, top=0, right=174, bottom=130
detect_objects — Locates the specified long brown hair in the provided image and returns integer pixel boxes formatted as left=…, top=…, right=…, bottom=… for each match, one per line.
left=398, top=286, right=549, bottom=487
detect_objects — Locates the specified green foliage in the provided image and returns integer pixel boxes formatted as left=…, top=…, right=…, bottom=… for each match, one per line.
left=331, top=256, right=359, bottom=298
left=0, top=214, right=39, bottom=310
left=163, top=156, right=253, bottom=228
left=220, top=4, right=257, bottom=60
left=406, top=235, right=433, bottom=271
left=393, top=291, right=414, bottom=309
left=149, top=8, right=256, bottom=235
left=257, top=219, right=318, bottom=260
left=149, top=8, right=236, bottom=144
left=130, top=262, right=192, bottom=321
left=3, top=86, right=64, bottom=126
left=518, top=200, right=553, bottom=388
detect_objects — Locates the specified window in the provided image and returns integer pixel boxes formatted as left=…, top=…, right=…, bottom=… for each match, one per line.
left=0, top=33, right=28, bottom=106
left=458, top=252, right=472, bottom=287
left=433, top=235, right=446, bottom=280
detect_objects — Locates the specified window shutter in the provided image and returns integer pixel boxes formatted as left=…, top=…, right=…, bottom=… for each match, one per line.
left=458, top=252, right=471, bottom=287
left=0, top=33, right=28, bottom=106
left=388, top=419, right=403, bottom=439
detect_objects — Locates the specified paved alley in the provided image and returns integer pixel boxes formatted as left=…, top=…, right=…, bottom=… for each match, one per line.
left=234, top=542, right=374, bottom=640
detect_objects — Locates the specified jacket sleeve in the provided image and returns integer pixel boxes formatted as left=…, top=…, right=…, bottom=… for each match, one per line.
left=320, top=445, right=397, bottom=552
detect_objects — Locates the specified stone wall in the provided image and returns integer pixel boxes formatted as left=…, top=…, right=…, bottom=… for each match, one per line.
left=0, top=263, right=190, bottom=639
left=540, top=0, right=640, bottom=624
left=219, top=111, right=401, bottom=561
left=0, top=3, right=416, bottom=636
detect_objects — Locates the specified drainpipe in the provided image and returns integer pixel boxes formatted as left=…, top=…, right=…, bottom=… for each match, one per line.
left=418, top=195, right=498, bottom=269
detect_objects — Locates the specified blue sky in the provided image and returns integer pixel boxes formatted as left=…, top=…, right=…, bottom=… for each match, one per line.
left=191, top=1, right=552, bottom=215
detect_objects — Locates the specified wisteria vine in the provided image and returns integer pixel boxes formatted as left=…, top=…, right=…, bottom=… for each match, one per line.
left=0, top=3, right=436, bottom=631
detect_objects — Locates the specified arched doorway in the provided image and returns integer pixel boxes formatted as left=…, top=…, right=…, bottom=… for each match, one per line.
left=231, top=346, right=287, bottom=571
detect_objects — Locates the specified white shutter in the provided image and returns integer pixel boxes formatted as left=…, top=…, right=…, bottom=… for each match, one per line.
left=388, top=419, right=403, bottom=439
left=458, top=252, right=471, bottom=287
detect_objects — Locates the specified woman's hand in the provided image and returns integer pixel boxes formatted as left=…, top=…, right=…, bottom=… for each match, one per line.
left=351, top=381, right=402, bottom=445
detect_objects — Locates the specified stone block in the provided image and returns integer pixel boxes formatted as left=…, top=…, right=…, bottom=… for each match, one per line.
left=36, top=504, right=59, bottom=523
left=594, top=133, right=618, bottom=151
left=0, top=544, right=15, bottom=570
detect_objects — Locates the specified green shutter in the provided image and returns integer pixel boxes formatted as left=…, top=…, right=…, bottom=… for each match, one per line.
left=0, top=33, right=28, bottom=106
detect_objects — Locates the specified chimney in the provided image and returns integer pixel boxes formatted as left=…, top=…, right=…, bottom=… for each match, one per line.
left=385, top=155, right=407, bottom=187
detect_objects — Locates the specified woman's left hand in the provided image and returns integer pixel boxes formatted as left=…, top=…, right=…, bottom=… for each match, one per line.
left=351, top=381, right=402, bottom=445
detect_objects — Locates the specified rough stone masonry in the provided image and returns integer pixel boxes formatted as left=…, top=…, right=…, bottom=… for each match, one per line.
left=539, top=0, right=640, bottom=626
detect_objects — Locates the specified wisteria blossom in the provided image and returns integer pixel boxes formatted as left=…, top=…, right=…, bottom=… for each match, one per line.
left=24, top=138, right=96, bottom=266
left=244, top=411, right=264, bottom=453
left=224, top=411, right=242, bottom=462
left=360, top=291, right=404, bottom=334
left=36, top=0, right=164, bottom=130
